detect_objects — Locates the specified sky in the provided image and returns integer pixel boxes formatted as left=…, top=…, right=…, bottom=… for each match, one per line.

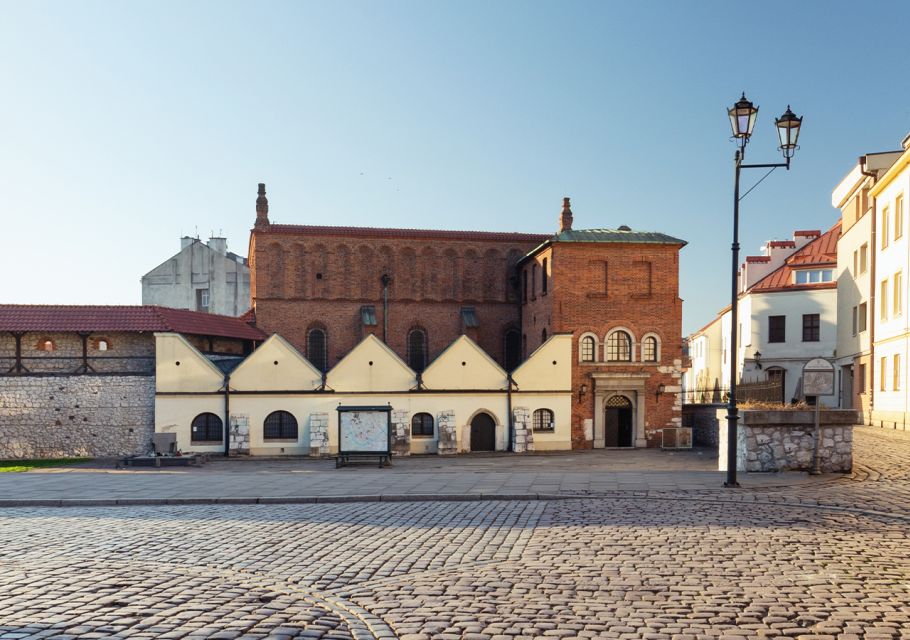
left=2, top=1, right=910, bottom=335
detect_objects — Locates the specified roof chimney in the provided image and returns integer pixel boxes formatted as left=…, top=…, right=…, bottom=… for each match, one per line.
left=559, top=197, right=573, bottom=233
left=254, top=183, right=270, bottom=230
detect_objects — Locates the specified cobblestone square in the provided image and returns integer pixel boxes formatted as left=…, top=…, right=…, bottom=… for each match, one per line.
left=1, top=426, right=909, bottom=639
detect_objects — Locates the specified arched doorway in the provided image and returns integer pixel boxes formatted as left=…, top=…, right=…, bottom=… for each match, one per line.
left=604, top=395, right=633, bottom=447
left=470, top=413, right=496, bottom=452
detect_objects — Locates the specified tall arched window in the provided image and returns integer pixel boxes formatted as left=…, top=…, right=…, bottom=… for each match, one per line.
left=504, top=328, right=521, bottom=372
left=542, top=258, right=548, bottom=294
left=606, top=331, right=632, bottom=361
left=533, top=408, right=555, bottom=432
left=411, top=412, right=434, bottom=437
left=191, top=412, right=223, bottom=443
left=307, top=327, right=327, bottom=372
left=531, top=263, right=538, bottom=297
left=643, top=336, right=659, bottom=362
left=264, top=410, right=298, bottom=440
left=408, top=328, right=428, bottom=372
left=541, top=328, right=548, bottom=343
left=580, top=336, right=595, bottom=362
left=522, top=269, right=528, bottom=302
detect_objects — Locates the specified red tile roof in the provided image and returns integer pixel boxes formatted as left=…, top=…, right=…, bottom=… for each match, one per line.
left=794, top=229, right=821, bottom=237
left=261, top=224, right=550, bottom=244
left=0, top=305, right=266, bottom=340
left=746, top=256, right=771, bottom=263
left=767, top=240, right=796, bottom=248
left=749, top=222, right=840, bottom=293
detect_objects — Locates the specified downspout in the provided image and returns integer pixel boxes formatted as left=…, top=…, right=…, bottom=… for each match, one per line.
left=223, top=373, right=231, bottom=457
left=860, top=156, right=876, bottom=425
left=381, top=274, right=391, bottom=343
left=506, top=374, right=515, bottom=452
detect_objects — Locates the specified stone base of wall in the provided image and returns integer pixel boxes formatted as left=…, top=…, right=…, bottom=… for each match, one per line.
left=681, top=404, right=724, bottom=448
left=437, top=410, right=457, bottom=455
left=718, top=409, right=859, bottom=473
left=309, top=412, right=329, bottom=456
left=0, top=375, right=155, bottom=459
left=391, top=409, right=410, bottom=456
left=869, top=411, right=910, bottom=431
left=511, top=407, right=535, bottom=453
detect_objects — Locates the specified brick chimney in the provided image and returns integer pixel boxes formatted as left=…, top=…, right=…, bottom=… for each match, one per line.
left=559, top=197, right=573, bottom=233
left=254, top=183, right=270, bottom=230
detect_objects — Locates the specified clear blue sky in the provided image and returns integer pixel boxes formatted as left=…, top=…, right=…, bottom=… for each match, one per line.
left=2, top=1, right=909, bottom=334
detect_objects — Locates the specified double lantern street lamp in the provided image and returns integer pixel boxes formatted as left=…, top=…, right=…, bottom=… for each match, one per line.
left=724, top=94, right=803, bottom=488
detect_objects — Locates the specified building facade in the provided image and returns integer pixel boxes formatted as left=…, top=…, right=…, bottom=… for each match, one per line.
left=868, top=134, right=910, bottom=429
left=686, top=226, right=840, bottom=407
left=249, top=185, right=687, bottom=450
left=142, top=236, right=251, bottom=317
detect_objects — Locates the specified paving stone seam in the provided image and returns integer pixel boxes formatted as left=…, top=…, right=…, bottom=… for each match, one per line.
left=2, top=490, right=909, bottom=523
left=0, top=554, right=396, bottom=640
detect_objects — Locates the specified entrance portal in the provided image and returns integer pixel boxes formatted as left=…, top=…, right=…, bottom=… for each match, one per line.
left=604, top=395, right=633, bottom=447
left=470, top=413, right=496, bottom=451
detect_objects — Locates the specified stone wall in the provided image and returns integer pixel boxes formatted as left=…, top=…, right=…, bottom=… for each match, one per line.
left=511, top=407, right=535, bottom=453
left=718, top=409, right=859, bottom=473
left=437, top=410, right=457, bottom=455
left=681, top=404, right=724, bottom=447
left=391, top=409, right=410, bottom=456
left=0, top=375, right=155, bottom=458
left=308, top=412, right=329, bottom=456
left=229, top=414, right=250, bottom=454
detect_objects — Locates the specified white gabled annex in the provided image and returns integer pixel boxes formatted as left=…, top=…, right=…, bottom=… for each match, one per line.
left=155, top=332, right=224, bottom=393
left=512, top=333, right=572, bottom=391
left=326, top=334, right=416, bottom=392
left=422, top=335, right=508, bottom=390
left=231, top=333, right=322, bottom=391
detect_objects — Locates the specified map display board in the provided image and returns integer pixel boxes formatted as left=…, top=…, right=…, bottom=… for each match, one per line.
left=337, top=406, right=391, bottom=455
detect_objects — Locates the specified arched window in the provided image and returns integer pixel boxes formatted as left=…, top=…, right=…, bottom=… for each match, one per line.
left=504, top=328, right=521, bottom=372
left=191, top=412, right=223, bottom=443
left=39, top=339, right=55, bottom=352
left=408, top=328, right=428, bottom=372
left=264, top=410, right=298, bottom=440
left=580, top=335, right=596, bottom=362
left=542, top=258, right=548, bottom=294
left=97, top=339, right=109, bottom=352
left=307, top=327, right=327, bottom=372
left=531, top=263, right=538, bottom=297
left=643, top=336, right=658, bottom=362
left=541, top=328, right=548, bottom=343
left=533, top=408, right=555, bottom=432
left=522, top=270, right=528, bottom=302
left=606, top=331, right=632, bottom=361
left=411, top=412, right=434, bottom=437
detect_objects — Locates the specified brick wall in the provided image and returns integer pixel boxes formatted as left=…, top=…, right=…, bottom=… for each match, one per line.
left=250, top=230, right=541, bottom=369
left=538, top=243, right=685, bottom=448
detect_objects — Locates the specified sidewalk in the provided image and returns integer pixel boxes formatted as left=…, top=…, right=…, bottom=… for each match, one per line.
left=0, top=448, right=839, bottom=507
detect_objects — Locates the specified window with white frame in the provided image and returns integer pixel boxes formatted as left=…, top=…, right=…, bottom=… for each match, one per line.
left=794, top=269, right=834, bottom=284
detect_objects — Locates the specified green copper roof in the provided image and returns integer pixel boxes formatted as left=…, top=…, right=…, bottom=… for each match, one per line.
left=551, top=228, right=687, bottom=245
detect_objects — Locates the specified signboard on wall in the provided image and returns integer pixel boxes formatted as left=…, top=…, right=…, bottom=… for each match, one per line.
left=337, top=406, right=391, bottom=455
left=803, top=358, right=835, bottom=396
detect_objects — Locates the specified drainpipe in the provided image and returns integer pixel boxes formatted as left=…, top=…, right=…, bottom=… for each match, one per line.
left=506, top=374, right=515, bottom=452
left=860, top=156, right=876, bottom=425
left=381, top=274, right=391, bottom=343
left=223, top=373, right=231, bottom=457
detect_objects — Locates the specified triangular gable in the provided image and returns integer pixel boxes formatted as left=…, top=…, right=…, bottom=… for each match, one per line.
left=422, top=334, right=508, bottom=390
left=155, top=332, right=224, bottom=393
left=512, top=334, right=572, bottom=391
left=326, top=333, right=416, bottom=392
left=230, top=333, right=323, bottom=391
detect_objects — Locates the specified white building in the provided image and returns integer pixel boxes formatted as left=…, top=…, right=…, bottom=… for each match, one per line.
left=683, top=314, right=724, bottom=403
left=687, top=225, right=840, bottom=407
left=868, top=133, right=910, bottom=429
left=831, top=150, right=902, bottom=418
left=142, top=236, right=251, bottom=317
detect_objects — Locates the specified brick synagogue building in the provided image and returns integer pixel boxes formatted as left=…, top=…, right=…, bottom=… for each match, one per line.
left=248, top=184, right=687, bottom=449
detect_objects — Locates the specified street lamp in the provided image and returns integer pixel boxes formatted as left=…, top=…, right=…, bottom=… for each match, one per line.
left=725, top=93, right=803, bottom=488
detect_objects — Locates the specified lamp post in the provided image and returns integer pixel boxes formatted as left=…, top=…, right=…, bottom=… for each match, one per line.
left=725, top=93, right=802, bottom=488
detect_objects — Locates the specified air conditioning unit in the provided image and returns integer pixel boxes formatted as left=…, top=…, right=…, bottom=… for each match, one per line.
left=662, top=427, right=693, bottom=449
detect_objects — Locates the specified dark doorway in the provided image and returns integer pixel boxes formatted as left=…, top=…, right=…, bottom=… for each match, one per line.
left=767, top=367, right=786, bottom=404
left=470, top=413, right=496, bottom=451
left=604, top=395, right=633, bottom=447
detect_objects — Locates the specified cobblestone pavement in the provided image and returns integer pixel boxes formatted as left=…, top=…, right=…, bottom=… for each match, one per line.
left=1, top=427, right=909, bottom=639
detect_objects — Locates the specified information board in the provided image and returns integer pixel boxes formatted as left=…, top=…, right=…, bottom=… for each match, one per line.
left=337, top=406, right=391, bottom=455
left=803, top=358, right=835, bottom=396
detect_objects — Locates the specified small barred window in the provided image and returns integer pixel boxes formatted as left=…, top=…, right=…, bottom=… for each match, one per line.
left=532, top=408, right=555, bottom=432
left=411, top=412, right=434, bottom=437
left=191, top=412, right=223, bottom=443
left=264, top=410, right=298, bottom=440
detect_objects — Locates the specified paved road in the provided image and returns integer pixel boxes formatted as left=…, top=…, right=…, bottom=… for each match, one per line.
left=1, top=426, right=909, bottom=639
